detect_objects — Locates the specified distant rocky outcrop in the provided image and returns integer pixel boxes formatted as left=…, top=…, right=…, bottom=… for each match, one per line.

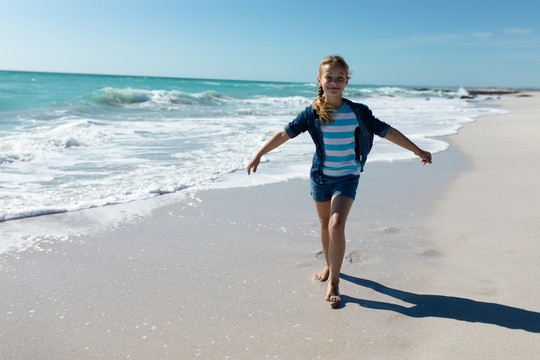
left=466, top=88, right=520, bottom=96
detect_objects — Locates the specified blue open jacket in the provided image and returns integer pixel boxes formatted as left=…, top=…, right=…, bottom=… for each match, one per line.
left=284, top=98, right=391, bottom=180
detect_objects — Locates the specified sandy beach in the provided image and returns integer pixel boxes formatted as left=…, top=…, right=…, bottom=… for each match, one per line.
left=1, top=92, right=539, bottom=359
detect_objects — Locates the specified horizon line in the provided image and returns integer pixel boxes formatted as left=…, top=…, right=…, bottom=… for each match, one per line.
left=0, top=68, right=536, bottom=91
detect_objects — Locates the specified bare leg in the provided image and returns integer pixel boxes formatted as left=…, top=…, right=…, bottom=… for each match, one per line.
left=326, top=195, right=354, bottom=307
left=314, top=201, right=331, bottom=282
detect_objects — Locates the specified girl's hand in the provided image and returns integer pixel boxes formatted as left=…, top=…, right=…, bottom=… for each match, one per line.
left=247, top=156, right=261, bottom=175
left=246, top=129, right=290, bottom=175
left=417, top=149, right=432, bottom=165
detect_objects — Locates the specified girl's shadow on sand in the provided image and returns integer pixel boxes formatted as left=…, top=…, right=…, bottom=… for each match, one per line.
left=340, top=273, right=540, bottom=333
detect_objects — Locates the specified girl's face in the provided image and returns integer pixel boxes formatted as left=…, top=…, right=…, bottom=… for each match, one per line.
left=317, top=64, right=349, bottom=98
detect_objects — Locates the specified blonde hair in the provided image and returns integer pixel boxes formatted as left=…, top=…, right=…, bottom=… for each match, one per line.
left=312, top=55, right=351, bottom=125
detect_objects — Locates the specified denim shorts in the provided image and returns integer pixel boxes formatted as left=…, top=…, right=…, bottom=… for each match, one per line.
left=310, top=174, right=360, bottom=202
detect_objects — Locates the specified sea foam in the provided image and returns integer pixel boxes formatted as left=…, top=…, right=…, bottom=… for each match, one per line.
left=0, top=71, right=507, bottom=230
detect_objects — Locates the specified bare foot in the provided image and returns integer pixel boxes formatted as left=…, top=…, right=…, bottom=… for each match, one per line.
left=314, top=266, right=329, bottom=282
left=325, top=282, right=341, bottom=308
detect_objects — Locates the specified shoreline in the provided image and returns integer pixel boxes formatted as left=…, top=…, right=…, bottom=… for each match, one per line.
left=0, top=77, right=509, bottom=227
left=1, top=93, right=539, bottom=359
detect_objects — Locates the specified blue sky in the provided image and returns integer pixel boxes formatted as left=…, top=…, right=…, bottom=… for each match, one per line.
left=1, top=0, right=539, bottom=87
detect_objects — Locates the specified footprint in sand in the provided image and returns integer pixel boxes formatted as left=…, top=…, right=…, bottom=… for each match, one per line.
left=345, top=250, right=363, bottom=264
left=421, top=249, right=442, bottom=258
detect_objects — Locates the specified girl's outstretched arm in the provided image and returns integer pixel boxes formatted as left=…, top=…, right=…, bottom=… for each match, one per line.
left=247, top=129, right=291, bottom=175
left=384, top=127, right=432, bottom=165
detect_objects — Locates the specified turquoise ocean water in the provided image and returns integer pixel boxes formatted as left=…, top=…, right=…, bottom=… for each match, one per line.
left=0, top=70, right=505, bottom=225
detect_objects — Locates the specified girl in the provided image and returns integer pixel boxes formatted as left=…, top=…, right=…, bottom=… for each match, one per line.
left=247, top=56, right=432, bottom=308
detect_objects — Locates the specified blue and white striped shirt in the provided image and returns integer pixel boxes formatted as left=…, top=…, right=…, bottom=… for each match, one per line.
left=321, top=103, right=360, bottom=177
